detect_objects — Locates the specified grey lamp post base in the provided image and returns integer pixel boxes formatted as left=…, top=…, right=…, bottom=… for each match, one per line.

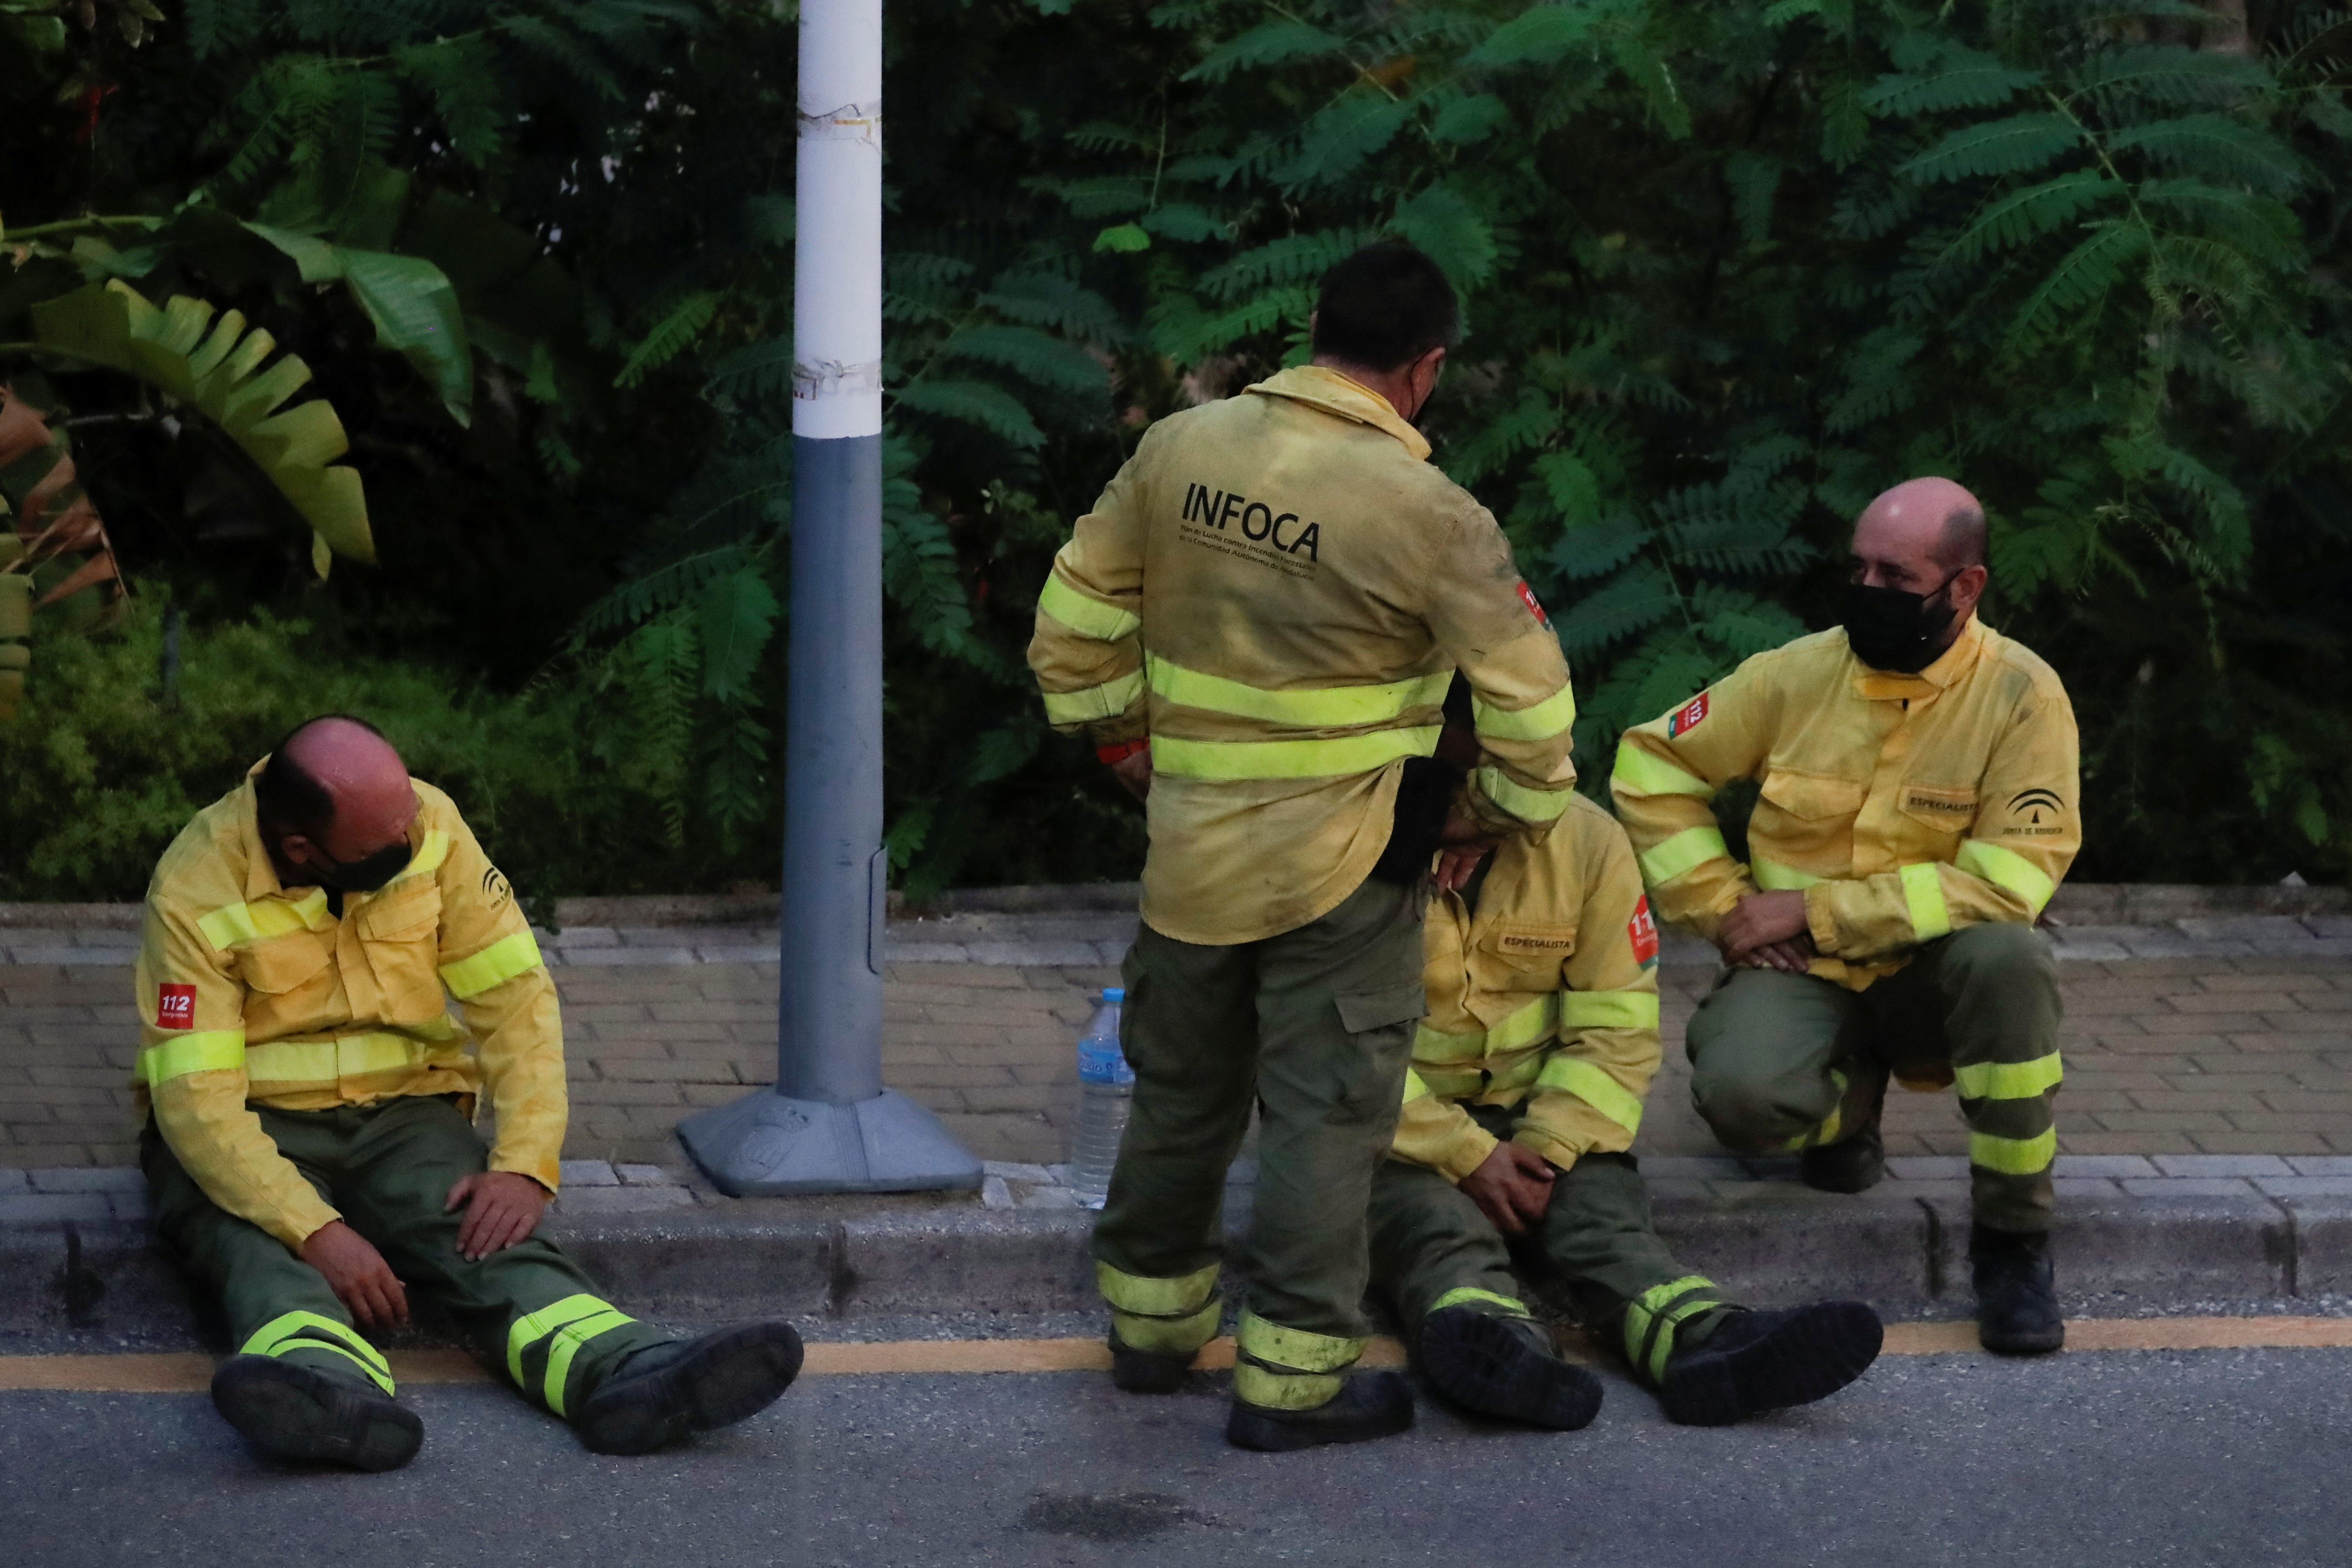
left=678, top=1086, right=983, bottom=1197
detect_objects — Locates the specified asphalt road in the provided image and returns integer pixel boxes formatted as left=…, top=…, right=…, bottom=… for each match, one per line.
left=5, top=1347, right=2348, bottom=1568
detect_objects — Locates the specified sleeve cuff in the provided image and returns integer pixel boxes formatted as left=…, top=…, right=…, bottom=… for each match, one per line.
left=1804, top=883, right=1843, bottom=955
left=1434, top=1124, right=1501, bottom=1184
left=490, top=1151, right=563, bottom=1196
left=1512, top=1127, right=1584, bottom=1174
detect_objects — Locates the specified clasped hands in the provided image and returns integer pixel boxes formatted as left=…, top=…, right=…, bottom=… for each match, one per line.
left=1716, top=889, right=1816, bottom=974
left=296, top=1170, right=549, bottom=1331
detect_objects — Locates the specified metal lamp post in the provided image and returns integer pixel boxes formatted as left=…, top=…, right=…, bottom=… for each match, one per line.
left=678, top=0, right=981, bottom=1195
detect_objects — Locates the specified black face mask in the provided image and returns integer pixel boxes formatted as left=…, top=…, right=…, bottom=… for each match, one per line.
left=303, top=839, right=412, bottom=894
left=1841, top=573, right=1961, bottom=674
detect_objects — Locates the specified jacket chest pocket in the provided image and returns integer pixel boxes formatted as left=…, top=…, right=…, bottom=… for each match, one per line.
left=1897, top=782, right=1979, bottom=840
left=1480, top=921, right=1577, bottom=986
left=359, top=880, right=444, bottom=1017
left=1753, top=769, right=1866, bottom=859
left=240, top=932, right=332, bottom=1000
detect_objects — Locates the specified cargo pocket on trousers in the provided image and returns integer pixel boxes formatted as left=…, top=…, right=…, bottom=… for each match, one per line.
left=1329, top=981, right=1428, bottom=1123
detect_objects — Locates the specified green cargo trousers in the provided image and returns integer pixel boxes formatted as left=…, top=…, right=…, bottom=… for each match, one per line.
left=1686, top=921, right=2063, bottom=1234
left=1367, top=1104, right=1738, bottom=1386
left=1094, top=875, right=1427, bottom=1411
left=143, top=1093, right=671, bottom=1417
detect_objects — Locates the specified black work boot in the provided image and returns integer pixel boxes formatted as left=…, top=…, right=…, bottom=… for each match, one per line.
left=574, top=1321, right=804, bottom=1455
left=1657, top=1302, right=1883, bottom=1426
left=1108, top=1333, right=1192, bottom=1394
left=211, top=1355, right=423, bottom=1472
left=1800, top=1082, right=1886, bottom=1195
left=1973, top=1227, right=2064, bottom=1354
left=1417, top=1307, right=1601, bottom=1431
left=1226, top=1370, right=1415, bottom=1452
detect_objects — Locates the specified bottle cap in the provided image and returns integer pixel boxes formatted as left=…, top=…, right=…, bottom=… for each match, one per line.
left=1102, top=987, right=1125, bottom=1003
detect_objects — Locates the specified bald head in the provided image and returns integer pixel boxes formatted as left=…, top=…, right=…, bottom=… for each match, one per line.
left=256, top=715, right=416, bottom=886
left=1854, top=477, right=1986, bottom=581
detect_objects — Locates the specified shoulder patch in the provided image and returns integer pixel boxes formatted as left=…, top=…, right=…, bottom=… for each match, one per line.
left=1667, top=691, right=1709, bottom=738
left=157, top=983, right=196, bottom=1031
left=1627, top=896, right=1659, bottom=968
left=1516, top=579, right=1550, bottom=628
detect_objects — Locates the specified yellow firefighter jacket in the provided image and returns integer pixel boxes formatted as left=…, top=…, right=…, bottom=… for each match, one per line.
left=131, top=765, right=564, bottom=1249
left=1027, top=365, right=1577, bottom=945
left=1610, top=616, right=2080, bottom=990
left=1391, top=792, right=1661, bottom=1181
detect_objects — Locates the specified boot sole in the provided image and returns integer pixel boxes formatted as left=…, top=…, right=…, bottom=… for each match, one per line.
left=1659, top=1302, right=1883, bottom=1427
left=1979, top=1321, right=2066, bottom=1355
left=1418, top=1312, right=1601, bottom=1431
left=576, top=1323, right=805, bottom=1456
left=1225, top=1374, right=1415, bottom=1453
left=211, top=1356, right=422, bottom=1472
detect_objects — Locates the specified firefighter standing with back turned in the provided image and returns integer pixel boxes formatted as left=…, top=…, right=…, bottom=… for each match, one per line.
left=1612, top=478, right=2080, bottom=1353
left=1027, top=240, right=1578, bottom=1451
left=1373, top=682, right=1883, bottom=1429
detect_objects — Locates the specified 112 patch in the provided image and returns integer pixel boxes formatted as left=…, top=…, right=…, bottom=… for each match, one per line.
left=156, top=983, right=196, bottom=1030
left=1516, top=579, right=1550, bottom=627
left=1668, top=691, right=1709, bottom=738
left=1627, top=896, right=1660, bottom=968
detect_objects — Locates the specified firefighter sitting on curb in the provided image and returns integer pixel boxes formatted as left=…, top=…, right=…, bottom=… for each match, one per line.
left=133, top=715, right=804, bottom=1470
left=1612, top=477, right=2081, bottom=1355
left=1373, top=682, right=1883, bottom=1429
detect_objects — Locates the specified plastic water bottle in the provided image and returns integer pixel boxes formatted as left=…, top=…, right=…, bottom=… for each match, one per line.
left=1070, top=988, right=1133, bottom=1210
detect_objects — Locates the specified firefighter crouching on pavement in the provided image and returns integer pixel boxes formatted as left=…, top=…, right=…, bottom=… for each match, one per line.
left=134, top=715, right=804, bottom=1470
left=1612, top=478, right=2080, bottom=1354
left=1374, top=681, right=1883, bottom=1427
left=1026, top=240, right=1578, bottom=1451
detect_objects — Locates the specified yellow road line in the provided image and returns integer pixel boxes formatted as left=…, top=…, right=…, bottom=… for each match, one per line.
left=5, top=1318, right=2348, bottom=1393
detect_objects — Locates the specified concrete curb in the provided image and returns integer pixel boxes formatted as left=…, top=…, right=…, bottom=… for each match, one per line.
left=6, top=1182, right=2342, bottom=1350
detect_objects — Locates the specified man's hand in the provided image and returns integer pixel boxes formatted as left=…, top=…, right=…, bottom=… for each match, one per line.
left=1458, top=1141, right=1556, bottom=1236
left=1434, top=806, right=1499, bottom=895
left=1717, top=891, right=1813, bottom=971
left=299, top=1220, right=409, bottom=1331
left=445, top=1170, right=550, bottom=1262
left=1110, top=747, right=1152, bottom=801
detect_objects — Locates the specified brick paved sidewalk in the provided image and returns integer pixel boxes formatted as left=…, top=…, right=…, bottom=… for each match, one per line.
left=3, top=908, right=2349, bottom=1171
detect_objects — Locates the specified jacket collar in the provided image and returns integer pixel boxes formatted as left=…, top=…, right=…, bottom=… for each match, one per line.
left=1243, top=366, right=1432, bottom=462
left=235, top=760, right=288, bottom=902
left=1849, top=614, right=1988, bottom=701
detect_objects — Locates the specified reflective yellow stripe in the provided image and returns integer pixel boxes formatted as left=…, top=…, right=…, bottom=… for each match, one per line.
left=1418, top=1068, right=1485, bottom=1098
left=1040, top=668, right=1146, bottom=726
left=1611, top=741, right=1714, bottom=799
left=1412, top=1024, right=1486, bottom=1064
left=1782, top=1069, right=1848, bottom=1152
left=1954, top=1052, right=2063, bottom=1100
left=1037, top=573, right=1140, bottom=642
left=1970, top=1126, right=2057, bottom=1175
left=1956, top=839, right=2057, bottom=915
left=1095, top=1260, right=1220, bottom=1318
left=1476, top=765, right=1573, bottom=822
left=1232, top=1362, right=1344, bottom=1410
left=1751, top=855, right=1823, bottom=891
left=1621, top=1276, right=1719, bottom=1383
left=1110, top=1295, right=1223, bottom=1355
left=138, top=1028, right=245, bottom=1086
left=1429, top=1286, right=1529, bottom=1316
left=1473, top=683, right=1577, bottom=742
left=1151, top=727, right=1438, bottom=781
left=1902, top=862, right=1952, bottom=942
left=197, top=887, right=332, bottom=951
left=1534, top=1055, right=1645, bottom=1134
left=506, top=1293, right=616, bottom=1385
left=1638, top=825, right=1729, bottom=886
left=1401, top=1068, right=1434, bottom=1104
left=541, top=1308, right=636, bottom=1417
left=439, top=928, right=545, bottom=1000
left=1236, top=1308, right=1364, bottom=1373
left=1147, top=654, right=1449, bottom=728
left=1555, top=990, right=1660, bottom=1031
left=242, top=1309, right=393, bottom=1395
left=1488, top=1052, right=1545, bottom=1094
left=397, top=829, right=450, bottom=882
left=1487, top=995, right=1558, bottom=1054
left=243, top=1032, right=440, bottom=1086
